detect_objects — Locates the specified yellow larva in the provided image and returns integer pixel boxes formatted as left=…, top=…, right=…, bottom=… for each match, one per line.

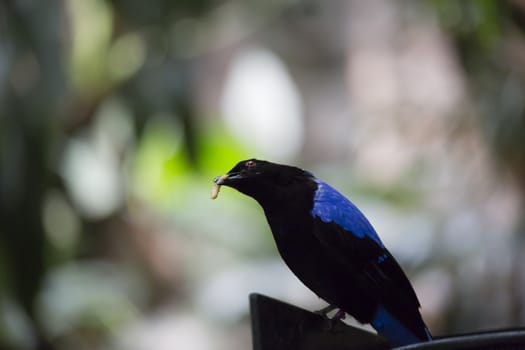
left=211, top=174, right=229, bottom=199
left=211, top=183, right=221, bottom=200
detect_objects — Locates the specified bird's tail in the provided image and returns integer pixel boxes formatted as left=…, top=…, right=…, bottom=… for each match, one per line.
left=371, top=305, right=432, bottom=347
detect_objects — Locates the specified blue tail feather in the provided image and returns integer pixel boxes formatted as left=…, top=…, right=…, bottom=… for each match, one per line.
left=371, top=305, right=432, bottom=347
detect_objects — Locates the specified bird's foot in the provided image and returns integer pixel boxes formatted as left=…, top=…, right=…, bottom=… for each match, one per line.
left=333, top=309, right=346, bottom=321
left=315, top=305, right=346, bottom=330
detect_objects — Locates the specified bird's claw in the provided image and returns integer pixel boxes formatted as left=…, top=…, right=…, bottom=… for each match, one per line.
left=315, top=305, right=346, bottom=330
left=333, top=309, right=346, bottom=320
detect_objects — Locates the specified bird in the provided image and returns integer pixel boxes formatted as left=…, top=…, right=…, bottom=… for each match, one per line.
left=212, top=159, right=432, bottom=347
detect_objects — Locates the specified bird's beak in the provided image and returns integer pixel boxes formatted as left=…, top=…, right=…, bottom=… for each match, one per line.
left=213, top=174, right=229, bottom=185
left=214, top=172, right=246, bottom=185
left=211, top=172, right=246, bottom=199
left=211, top=173, right=236, bottom=199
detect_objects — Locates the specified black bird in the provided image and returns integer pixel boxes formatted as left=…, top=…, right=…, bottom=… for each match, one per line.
left=213, top=159, right=432, bottom=347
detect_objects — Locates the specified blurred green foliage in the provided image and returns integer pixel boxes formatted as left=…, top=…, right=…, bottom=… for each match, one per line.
left=0, top=0, right=246, bottom=349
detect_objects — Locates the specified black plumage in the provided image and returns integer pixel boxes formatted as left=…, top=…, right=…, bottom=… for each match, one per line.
left=213, top=159, right=431, bottom=347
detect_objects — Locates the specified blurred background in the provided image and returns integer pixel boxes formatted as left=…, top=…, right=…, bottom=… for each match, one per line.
left=1, top=0, right=525, bottom=349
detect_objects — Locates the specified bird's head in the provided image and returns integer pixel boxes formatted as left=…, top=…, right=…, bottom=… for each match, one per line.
left=212, top=159, right=314, bottom=204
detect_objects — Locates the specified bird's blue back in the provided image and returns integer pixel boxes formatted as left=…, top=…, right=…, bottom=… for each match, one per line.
left=310, top=179, right=384, bottom=248
left=309, top=178, right=432, bottom=346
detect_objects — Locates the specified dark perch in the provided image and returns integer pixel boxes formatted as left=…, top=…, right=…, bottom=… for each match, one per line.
left=250, top=293, right=389, bottom=350
left=249, top=293, right=525, bottom=350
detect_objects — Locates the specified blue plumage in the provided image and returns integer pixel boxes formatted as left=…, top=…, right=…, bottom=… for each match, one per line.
left=311, top=179, right=385, bottom=247
left=371, top=305, right=430, bottom=346
left=310, top=178, right=432, bottom=346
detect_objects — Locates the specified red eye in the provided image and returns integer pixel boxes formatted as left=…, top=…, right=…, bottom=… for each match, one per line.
left=245, top=160, right=256, bottom=168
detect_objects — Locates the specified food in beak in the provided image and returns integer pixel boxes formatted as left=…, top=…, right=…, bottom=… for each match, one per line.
left=211, top=174, right=229, bottom=199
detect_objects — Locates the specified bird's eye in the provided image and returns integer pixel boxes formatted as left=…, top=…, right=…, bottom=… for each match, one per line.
left=245, top=160, right=256, bottom=168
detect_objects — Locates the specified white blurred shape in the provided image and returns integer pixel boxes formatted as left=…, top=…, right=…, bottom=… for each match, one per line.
left=61, top=100, right=132, bottom=219
left=221, top=47, right=304, bottom=161
left=116, top=311, right=217, bottom=350
left=37, top=262, right=140, bottom=338
left=195, top=259, right=322, bottom=323
left=62, top=138, right=121, bottom=219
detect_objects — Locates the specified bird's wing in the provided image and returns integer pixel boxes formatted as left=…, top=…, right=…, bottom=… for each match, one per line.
left=310, top=218, right=420, bottom=308
left=311, top=180, right=385, bottom=247
left=310, top=180, right=427, bottom=339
